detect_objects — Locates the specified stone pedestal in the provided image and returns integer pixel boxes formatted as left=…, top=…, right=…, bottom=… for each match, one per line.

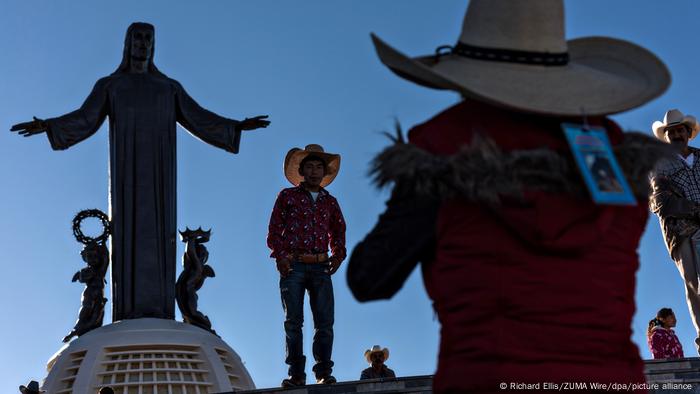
left=42, top=318, right=254, bottom=394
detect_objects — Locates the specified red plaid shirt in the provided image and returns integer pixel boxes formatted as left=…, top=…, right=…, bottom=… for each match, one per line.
left=267, top=185, right=346, bottom=262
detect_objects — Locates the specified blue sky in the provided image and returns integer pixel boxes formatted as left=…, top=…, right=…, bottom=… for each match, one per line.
left=0, top=1, right=697, bottom=392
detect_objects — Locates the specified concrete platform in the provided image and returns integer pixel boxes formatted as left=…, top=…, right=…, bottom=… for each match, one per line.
left=219, top=375, right=433, bottom=394
left=216, top=360, right=700, bottom=394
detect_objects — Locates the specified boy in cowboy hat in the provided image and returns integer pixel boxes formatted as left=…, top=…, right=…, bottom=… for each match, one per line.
left=649, top=109, right=700, bottom=353
left=348, top=0, right=671, bottom=392
left=360, top=345, right=396, bottom=380
left=267, top=144, right=346, bottom=387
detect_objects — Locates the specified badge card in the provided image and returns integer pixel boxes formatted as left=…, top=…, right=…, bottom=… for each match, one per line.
left=561, top=123, right=637, bottom=206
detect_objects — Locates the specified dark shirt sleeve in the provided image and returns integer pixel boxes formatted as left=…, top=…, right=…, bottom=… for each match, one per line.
left=329, top=198, right=347, bottom=262
left=347, top=182, right=438, bottom=301
left=385, top=367, right=396, bottom=378
left=267, top=191, right=288, bottom=260
left=174, top=81, right=241, bottom=154
left=360, top=368, right=371, bottom=380
left=46, top=77, right=110, bottom=150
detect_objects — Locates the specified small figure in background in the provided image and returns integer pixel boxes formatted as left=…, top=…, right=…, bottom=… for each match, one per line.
left=360, top=345, right=396, bottom=380
left=63, top=209, right=111, bottom=343
left=176, top=227, right=217, bottom=335
left=648, top=308, right=684, bottom=360
left=19, top=380, right=44, bottom=394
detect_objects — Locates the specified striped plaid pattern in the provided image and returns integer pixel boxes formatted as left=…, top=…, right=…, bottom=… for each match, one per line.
left=655, top=147, right=700, bottom=204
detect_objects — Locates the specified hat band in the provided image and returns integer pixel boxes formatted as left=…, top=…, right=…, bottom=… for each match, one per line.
left=436, top=42, right=569, bottom=66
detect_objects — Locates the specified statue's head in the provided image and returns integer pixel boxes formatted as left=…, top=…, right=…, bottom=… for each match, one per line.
left=130, top=23, right=153, bottom=63
left=80, top=242, right=109, bottom=266
left=113, top=22, right=165, bottom=76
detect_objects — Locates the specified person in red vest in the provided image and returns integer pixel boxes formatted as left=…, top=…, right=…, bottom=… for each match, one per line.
left=347, top=1, right=671, bottom=392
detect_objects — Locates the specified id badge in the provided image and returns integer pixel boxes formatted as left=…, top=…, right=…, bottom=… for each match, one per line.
left=562, top=123, right=637, bottom=206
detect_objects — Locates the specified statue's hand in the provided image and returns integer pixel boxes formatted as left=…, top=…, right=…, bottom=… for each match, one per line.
left=238, top=115, right=270, bottom=131
left=10, top=116, right=47, bottom=137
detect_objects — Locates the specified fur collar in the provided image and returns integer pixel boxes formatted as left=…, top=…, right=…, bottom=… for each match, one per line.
left=371, top=128, right=674, bottom=203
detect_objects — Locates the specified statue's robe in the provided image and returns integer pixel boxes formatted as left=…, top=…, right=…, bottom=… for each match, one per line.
left=46, top=73, right=240, bottom=320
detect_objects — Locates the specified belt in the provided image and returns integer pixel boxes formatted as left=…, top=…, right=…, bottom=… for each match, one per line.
left=293, top=252, right=329, bottom=264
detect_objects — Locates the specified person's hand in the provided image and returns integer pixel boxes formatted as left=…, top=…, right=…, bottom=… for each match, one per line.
left=11, top=117, right=47, bottom=137
left=238, top=115, right=270, bottom=131
left=326, top=257, right=341, bottom=275
left=276, top=257, right=292, bottom=278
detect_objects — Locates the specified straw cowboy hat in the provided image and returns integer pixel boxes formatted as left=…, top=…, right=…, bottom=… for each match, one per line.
left=652, top=109, right=700, bottom=141
left=19, top=381, right=44, bottom=394
left=371, top=0, right=670, bottom=116
left=284, top=144, right=341, bottom=187
left=364, top=345, right=390, bottom=363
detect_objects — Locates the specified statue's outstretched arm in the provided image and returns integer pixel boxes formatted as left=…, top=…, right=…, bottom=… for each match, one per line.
left=174, top=81, right=269, bottom=153
left=37, top=77, right=110, bottom=151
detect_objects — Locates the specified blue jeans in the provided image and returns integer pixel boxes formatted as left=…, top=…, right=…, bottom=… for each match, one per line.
left=280, top=261, right=334, bottom=379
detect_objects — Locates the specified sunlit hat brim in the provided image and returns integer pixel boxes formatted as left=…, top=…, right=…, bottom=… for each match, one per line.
left=284, top=148, right=341, bottom=187
left=372, top=33, right=670, bottom=116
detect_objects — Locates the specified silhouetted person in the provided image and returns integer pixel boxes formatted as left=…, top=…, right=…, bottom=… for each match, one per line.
left=360, top=345, right=396, bottom=380
left=19, top=381, right=43, bottom=394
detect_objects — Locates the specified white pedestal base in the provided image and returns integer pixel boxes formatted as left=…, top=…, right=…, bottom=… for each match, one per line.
left=42, top=318, right=255, bottom=394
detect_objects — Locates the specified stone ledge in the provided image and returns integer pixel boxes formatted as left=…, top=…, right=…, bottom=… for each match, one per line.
left=218, top=375, right=434, bottom=394
left=645, top=358, right=700, bottom=393
left=215, top=361, right=700, bottom=394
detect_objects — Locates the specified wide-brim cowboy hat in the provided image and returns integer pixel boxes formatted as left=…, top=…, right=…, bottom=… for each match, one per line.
left=284, top=144, right=341, bottom=187
left=364, top=345, right=390, bottom=363
left=19, top=381, right=45, bottom=394
left=652, top=109, right=700, bottom=141
left=371, top=0, right=670, bottom=116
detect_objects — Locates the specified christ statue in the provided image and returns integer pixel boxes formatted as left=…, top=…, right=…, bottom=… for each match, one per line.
left=11, top=22, right=270, bottom=321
